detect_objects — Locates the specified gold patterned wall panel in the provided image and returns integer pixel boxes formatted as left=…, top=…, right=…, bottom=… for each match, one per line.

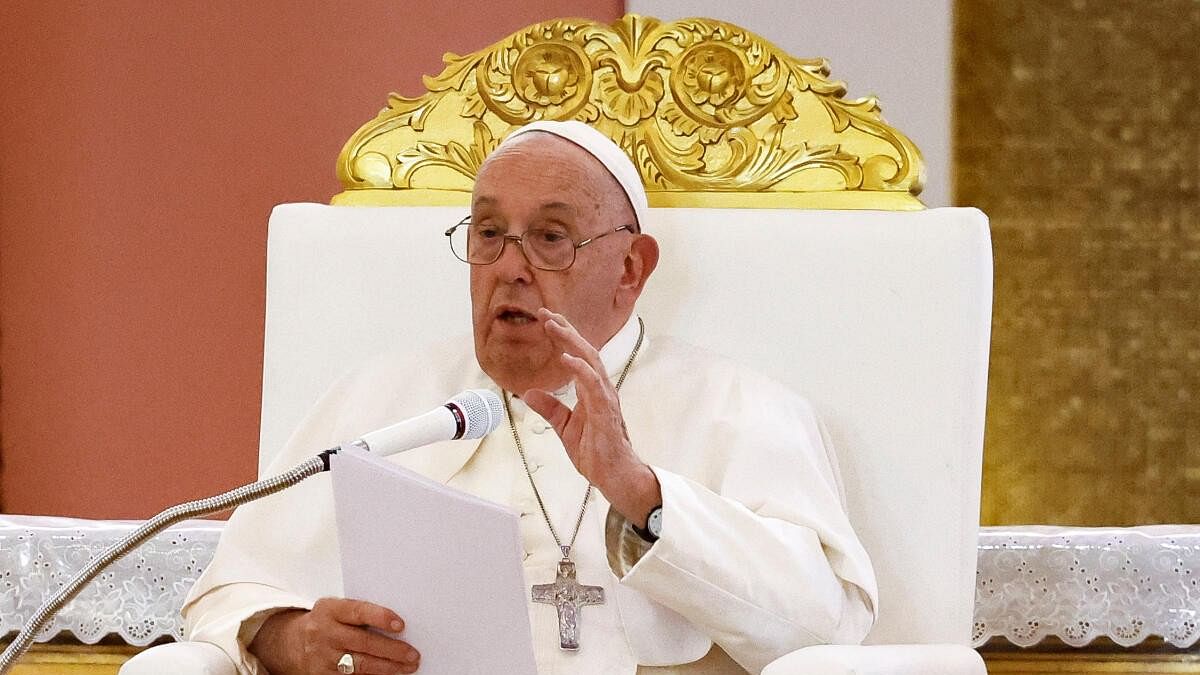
left=956, top=0, right=1200, bottom=524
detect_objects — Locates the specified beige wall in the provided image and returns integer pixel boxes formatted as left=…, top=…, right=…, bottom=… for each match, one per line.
left=627, top=0, right=953, bottom=207
left=0, top=0, right=622, bottom=519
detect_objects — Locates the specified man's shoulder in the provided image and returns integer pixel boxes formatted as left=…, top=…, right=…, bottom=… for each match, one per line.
left=322, top=336, right=484, bottom=417
left=641, top=334, right=811, bottom=408
left=629, top=335, right=827, bottom=471
left=350, top=335, right=479, bottom=384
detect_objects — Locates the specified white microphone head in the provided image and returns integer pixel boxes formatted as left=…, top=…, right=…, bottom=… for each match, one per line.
left=446, top=389, right=505, bottom=440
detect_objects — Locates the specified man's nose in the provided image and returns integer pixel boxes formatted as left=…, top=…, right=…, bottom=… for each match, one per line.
left=493, top=236, right=533, bottom=282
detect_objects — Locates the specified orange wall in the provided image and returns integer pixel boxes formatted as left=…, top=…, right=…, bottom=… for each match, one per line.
left=0, top=1, right=623, bottom=519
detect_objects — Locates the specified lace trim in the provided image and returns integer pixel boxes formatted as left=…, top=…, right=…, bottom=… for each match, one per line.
left=974, top=525, right=1200, bottom=648
left=0, top=515, right=219, bottom=646
left=4, top=517, right=1197, bottom=648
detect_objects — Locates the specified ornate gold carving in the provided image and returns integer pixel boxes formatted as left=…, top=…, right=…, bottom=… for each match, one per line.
left=333, top=15, right=924, bottom=209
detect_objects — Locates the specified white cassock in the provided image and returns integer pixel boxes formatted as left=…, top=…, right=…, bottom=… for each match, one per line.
left=183, top=314, right=878, bottom=674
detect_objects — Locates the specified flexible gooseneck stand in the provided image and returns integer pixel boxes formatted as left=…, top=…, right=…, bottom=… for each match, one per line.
left=0, top=450, right=336, bottom=673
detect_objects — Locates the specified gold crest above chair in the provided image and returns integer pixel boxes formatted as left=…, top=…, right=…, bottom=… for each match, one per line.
left=333, top=14, right=925, bottom=210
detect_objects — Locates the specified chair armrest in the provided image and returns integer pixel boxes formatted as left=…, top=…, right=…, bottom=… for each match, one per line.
left=761, top=644, right=986, bottom=675
left=119, top=641, right=237, bottom=675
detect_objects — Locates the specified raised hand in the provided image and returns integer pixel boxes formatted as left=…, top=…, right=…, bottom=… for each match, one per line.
left=522, top=308, right=661, bottom=528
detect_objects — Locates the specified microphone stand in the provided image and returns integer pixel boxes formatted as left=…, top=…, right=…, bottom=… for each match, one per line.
left=0, top=449, right=338, bottom=673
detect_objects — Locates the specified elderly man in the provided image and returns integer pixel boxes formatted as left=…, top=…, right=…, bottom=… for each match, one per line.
left=183, top=121, right=877, bottom=674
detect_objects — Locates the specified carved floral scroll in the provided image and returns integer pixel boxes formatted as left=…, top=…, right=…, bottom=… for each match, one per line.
left=333, top=15, right=924, bottom=209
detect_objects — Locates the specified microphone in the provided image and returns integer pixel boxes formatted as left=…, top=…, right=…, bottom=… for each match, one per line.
left=347, top=389, right=505, bottom=457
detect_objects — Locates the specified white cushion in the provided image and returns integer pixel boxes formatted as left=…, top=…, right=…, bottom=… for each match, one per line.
left=119, top=642, right=236, bottom=675
left=762, top=644, right=987, bottom=675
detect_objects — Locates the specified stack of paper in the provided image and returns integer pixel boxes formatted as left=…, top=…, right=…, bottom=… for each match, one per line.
left=332, top=446, right=537, bottom=675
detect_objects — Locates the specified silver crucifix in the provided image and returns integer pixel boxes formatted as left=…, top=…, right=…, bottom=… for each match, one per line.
left=531, top=556, right=605, bottom=650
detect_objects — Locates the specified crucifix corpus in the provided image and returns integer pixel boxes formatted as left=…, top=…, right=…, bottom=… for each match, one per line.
left=531, top=554, right=605, bottom=650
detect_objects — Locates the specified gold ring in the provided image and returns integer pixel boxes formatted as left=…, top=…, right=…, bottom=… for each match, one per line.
left=336, top=652, right=355, bottom=674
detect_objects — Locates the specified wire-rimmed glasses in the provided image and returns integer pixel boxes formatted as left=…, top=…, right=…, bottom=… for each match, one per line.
left=445, top=216, right=635, bottom=271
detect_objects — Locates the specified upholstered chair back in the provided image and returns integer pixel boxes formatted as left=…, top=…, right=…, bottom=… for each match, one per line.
left=259, top=203, right=992, bottom=645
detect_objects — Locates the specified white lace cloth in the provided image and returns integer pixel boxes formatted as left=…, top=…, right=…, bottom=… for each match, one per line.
left=0, top=515, right=220, bottom=646
left=974, top=525, right=1200, bottom=648
left=3, top=516, right=1198, bottom=649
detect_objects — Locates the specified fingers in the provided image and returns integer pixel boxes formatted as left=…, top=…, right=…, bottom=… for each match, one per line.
left=557, top=352, right=611, bottom=410
left=334, top=649, right=419, bottom=675
left=537, top=309, right=617, bottom=413
left=311, top=598, right=420, bottom=672
left=319, top=597, right=405, bottom=633
left=328, top=621, right=418, bottom=662
left=523, top=388, right=571, bottom=431
left=537, top=308, right=605, bottom=374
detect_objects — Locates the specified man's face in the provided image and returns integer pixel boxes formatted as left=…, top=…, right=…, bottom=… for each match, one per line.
left=469, top=134, right=637, bottom=394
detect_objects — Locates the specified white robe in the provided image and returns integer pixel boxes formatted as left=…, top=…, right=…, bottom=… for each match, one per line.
left=183, top=318, right=878, bottom=674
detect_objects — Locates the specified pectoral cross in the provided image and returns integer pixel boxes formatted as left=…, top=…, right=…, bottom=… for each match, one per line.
left=531, top=551, right=605, bottom=650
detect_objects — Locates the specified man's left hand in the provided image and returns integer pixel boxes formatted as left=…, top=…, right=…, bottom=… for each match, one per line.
left=522, top=308, right=661, bottom=528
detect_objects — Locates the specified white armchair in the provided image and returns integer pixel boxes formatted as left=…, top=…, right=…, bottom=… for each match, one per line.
left=122, top=203, right=990, bottom=675
left=124, top=14, right=989, bottom=674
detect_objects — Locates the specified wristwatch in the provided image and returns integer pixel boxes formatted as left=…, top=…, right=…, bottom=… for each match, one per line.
left=632, top=505, right=663, bottom=543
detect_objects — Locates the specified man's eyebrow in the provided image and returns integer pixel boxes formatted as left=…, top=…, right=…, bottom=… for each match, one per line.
left=472, top=196, right=497, bottom=208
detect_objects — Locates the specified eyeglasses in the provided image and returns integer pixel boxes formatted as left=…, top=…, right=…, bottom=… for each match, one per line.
left=445, top=216, right=636, bottom=271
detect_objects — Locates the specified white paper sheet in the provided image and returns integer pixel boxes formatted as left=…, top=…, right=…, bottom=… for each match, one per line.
left=331, top=446, right=536, bottom=675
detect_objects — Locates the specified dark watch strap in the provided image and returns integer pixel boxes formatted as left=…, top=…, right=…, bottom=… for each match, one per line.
left=632, top=505, right=662, bottom=543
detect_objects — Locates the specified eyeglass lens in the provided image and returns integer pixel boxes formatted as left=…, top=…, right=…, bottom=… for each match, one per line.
left=450, top=222, right=575, bottom=270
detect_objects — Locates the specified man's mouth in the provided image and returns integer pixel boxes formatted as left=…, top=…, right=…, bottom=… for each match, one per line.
left=496, top=307, right=537, bottom=325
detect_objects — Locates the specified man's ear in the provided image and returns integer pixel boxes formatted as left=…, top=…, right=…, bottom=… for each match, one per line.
left=619, top=234, right=660, bottom=301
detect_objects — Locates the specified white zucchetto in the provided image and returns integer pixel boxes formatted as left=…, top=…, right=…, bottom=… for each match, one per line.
left=498, top=120, right=649, bottom=230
